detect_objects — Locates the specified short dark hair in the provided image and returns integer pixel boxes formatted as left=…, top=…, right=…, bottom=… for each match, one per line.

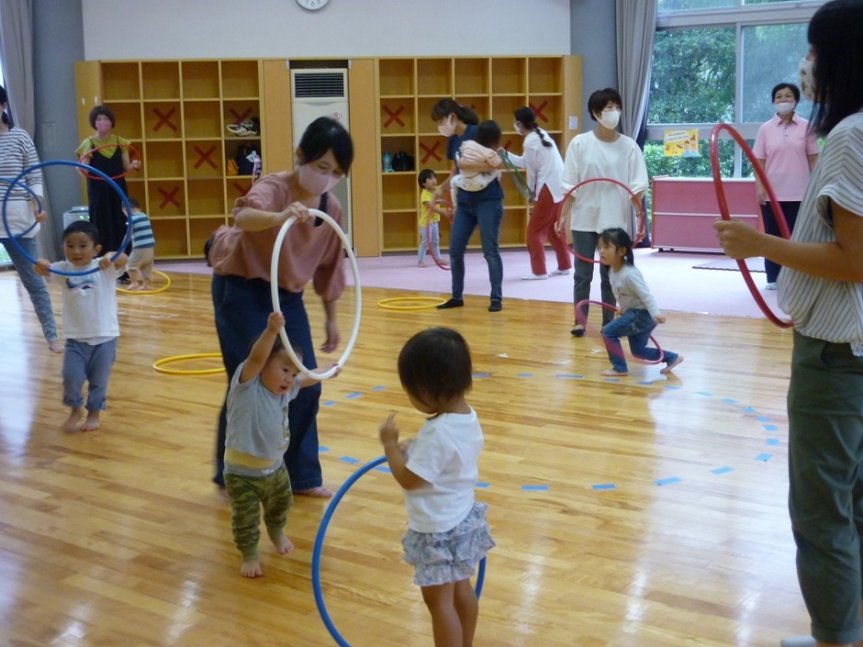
left=126, top=196, right=140, bottom=210
left=88, top=105, right=116, bottom=129
left=430, top=99, right=480, bottom=125
left=398, top=327, right=472, bottom=405
left=807, top=0, right=863, bottom=135
left=63, top=219, right=100, bottom=245
left=298, top=116, right=354, bottom=174
left=418, top=168, right=436, bottom=187
left=587, top=88, right=623, bottom=122
left=476, top=120, right=501, bottom=148
left=268, top=334, right=304, bottom=363
left=771, top=82, right=800, bottom=103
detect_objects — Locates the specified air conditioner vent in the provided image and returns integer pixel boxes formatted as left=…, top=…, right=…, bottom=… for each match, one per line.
left=294, top=73, right=345, bottom=98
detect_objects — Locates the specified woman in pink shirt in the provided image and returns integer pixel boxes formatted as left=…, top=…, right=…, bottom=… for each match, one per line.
left=207, top=117, right=353, bottom=498
left=753, top=82, right=820, bottom=289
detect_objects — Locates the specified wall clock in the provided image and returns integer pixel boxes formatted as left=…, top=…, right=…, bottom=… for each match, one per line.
left=296, top=0, right=330, bottom=10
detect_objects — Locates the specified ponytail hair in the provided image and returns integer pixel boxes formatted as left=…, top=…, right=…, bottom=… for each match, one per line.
left=514, top=106, right=553, bottom=148
left=0, top=85, right=12, bottom=127
left=598, top=227, right=635, bottom=266
left=431, top=98, right=479, bottom=125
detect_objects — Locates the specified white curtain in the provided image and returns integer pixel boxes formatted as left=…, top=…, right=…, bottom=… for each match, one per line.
left=0, top=0, right=35, bottom=134
left=615, top=0, right=658, bottom=139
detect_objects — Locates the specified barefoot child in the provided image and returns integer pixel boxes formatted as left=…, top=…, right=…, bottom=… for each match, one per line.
left=224, top=311, right=338, bottom=578
left=596, top=227, right=683, bottom=377
left=122, top=197, right=155, bottom=290
left=35, top=220, right=127, bottom=432
left=379, top=327, right=495, bottom=646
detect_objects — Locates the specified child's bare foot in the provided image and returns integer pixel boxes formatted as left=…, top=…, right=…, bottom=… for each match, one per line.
left=270, top=531, right=294, bottom=555
left=240, top=559, right=263, bottom=578
left=82, top=410, right=101, bottom=431
left=48, top=339, right=64, bottom=353
left=141, top=283, right=150, bottom=290
left=61, top=408, right=84, bottom=433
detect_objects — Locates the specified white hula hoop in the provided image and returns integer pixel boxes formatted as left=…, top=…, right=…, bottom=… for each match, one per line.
left=270, top=208, right=362, bottom=380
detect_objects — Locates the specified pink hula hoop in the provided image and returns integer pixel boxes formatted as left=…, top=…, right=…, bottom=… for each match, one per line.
left=575, top=299, right=665, bottom=365
left=709, top=123, right=792, bottom=329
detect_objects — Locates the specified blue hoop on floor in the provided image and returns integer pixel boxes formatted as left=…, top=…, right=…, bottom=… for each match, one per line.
left=312, top=455, right=487, bottom=647
left=2, top=159, right=132, bottom=277
left=0, top=176, right=44, bottom=239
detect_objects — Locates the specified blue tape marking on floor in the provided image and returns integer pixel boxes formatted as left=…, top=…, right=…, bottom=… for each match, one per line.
left=476, top=482, right=490, bottom=489
left=755, top=453, right=772, bottom=462
left=696, top=390, right=713, bottom=396
left=743, top=406, right=756, bottom=413
left=323, top=400, right=336, bottom=407
left=346, top=392, right=362, bottom=400
left=556, top=373, right=584, bottom=379
left=592, top=483, right=617, bottom=490
left=639, top=380, right=655, bottom=385
left=711, top=466, right=734, bottom=475
left=665, top=384, right=682, bottom=390
left=319, top=446, right=330, bottom=452
left=655, top=477, right=682, bottom=486
left=516, top=372, right=534, bottom=378
left=603, top=377, right=621, bottom=382
left=763, top=424, right=778, bottom=431
left=766, top=438, right=780, bottom=446
left=372, top=385, right=385, bottom=392
left=521, top=484, right=549, bottom=491
left=722, top=397, right=738, bottom=404
left=473, top=371, right=491, bottom=379
left=373, top=465, right=391, bottom=473
left=757, top=415, right=772, bottom=422
left=339, top=456, right=360, bottom=464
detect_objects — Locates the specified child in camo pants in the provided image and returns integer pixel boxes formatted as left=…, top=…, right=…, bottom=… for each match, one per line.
left=223, top=312, right=339, bottom=577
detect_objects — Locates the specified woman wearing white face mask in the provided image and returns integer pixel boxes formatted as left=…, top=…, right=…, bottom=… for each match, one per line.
left=558, top=88, right=648, bottom=336
left=752, top=82, right=820, bottom=290
left=207, top=116, right=353, bottom=499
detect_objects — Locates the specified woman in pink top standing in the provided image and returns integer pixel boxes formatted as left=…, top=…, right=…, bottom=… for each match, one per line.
left=753, top=82, right=820, bottom=289
left=207, top=116, right=353, bottom=498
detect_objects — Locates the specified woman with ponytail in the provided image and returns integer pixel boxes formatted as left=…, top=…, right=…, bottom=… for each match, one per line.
left=503, top=106, right=572, bottom=280
left=431, top=99, right=505, bottom=312
left=0, top=85, right=61, bottom=352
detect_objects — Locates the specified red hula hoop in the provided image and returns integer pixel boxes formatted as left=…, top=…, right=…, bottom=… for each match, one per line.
left=425, top=195, right=453, bottom=271
left=560, top=177, right=646, bottom=264
left=575, top=298, right=665, bottom=365
left=78, top=142, right=141, bottom=181
left=709, top=123, right=792, bottom=328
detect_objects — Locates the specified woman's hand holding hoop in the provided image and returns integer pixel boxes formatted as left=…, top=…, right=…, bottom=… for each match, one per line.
left=714, top=220, right=764, bottom=260
left=278, top=201, right=311, bottom=226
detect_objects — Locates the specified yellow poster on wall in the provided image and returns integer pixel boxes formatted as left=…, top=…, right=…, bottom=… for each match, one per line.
left=663, top=129, right=700, bottom=157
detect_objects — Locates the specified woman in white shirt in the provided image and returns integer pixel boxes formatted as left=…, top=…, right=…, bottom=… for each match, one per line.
left=559, top=88, right=648, bottom=336
left=504, top=106, right=572, bottom=280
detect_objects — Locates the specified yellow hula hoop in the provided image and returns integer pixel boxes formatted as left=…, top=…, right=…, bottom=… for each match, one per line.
left=152, top=352, right=225, bottom=375
left=117, top=270, right=172, bottom=295
left=377, top=296, right=447, bottom=311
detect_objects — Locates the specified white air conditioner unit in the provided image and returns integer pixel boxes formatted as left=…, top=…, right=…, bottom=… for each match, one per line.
left=291, top=68, right=352, bottom=245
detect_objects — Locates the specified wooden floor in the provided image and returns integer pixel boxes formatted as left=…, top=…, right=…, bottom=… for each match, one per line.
left=0, top=269, right=808, bottom=646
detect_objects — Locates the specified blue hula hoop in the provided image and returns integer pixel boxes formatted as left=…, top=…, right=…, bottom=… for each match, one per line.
left=0, top=176, right=44, bottom=239
left=312, top=455, right=487, bottom=647
left=2, top=159, right=133, bottom=277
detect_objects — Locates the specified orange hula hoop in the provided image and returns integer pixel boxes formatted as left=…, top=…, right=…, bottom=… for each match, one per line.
left=78, top=141, right=141, bottom=181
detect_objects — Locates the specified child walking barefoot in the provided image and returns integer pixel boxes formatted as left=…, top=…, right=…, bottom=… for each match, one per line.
left=379, top=327, right=495, bottom=646
left=596, top=227, right=683, bottom=377
left=224, top=311, right=338, bottom=577
left=35, top=220, right=127, bottom=432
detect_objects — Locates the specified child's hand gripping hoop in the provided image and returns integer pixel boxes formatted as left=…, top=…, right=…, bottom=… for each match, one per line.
left=77, top=142, right=141, bottom=181
left=2, top=159, right=133, bottom=277
left=311, top=455, right=487, bottom=647
left=0, top=176, right=44, bottom=238
left=561, top=177, right=646, bottom=263
left=709, top=123, right=792, bottom=329
left=575, top=299, right=665, bottom=365
left=270, top=208, right=362, bottom=380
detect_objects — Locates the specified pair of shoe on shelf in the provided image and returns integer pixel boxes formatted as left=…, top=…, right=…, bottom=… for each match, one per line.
left=227, top=118, right=260, bottom=137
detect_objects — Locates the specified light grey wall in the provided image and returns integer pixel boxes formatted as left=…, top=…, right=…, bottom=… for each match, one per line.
left=570, top=0, right=618, bottom=129
left=33, top=0, right=85, bottom=257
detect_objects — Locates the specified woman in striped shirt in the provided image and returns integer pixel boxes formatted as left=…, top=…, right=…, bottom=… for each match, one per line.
left=716, top=2, right=863, bottom=644
left=0, top=85, right=61, bottom=353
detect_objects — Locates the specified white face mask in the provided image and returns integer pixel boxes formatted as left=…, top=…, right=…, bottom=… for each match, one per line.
left=513, top=122, right=525, bottom=136
left=598, top=109, right=621, bottom=130
left=775, top=101, right=795, bottom=116
left=297, top=164, right=340, bottom=195
left=437, top=115, right=457, bottom=137
left=798, top=56, right=816, bottom=101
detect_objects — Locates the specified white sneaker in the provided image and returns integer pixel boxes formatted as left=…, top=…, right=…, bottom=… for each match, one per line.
left=550, top=268, right=571, bottom=276
left=521, top=273, right=548, bottom=280
left=765, top=282, right=777, bottom=290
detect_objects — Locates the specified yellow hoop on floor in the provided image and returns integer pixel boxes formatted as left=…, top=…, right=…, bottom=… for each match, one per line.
left=117, top=270, right=172, bottom=295
left=377, top=296, right=447, bottom=311
left=152, top=352, right=224, bottom=375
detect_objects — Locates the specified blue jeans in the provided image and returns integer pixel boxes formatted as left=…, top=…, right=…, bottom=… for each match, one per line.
left=0, top=235, right=59, bottom=342
left=448, top=198, right=503, bottom=303
left=418, top=222, right=440, bottom=264
left=211, top=274, right=323, bottom=490
left=62, top=337, right=118, bottom=410
left=601, top=308, right=676, bottom=373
